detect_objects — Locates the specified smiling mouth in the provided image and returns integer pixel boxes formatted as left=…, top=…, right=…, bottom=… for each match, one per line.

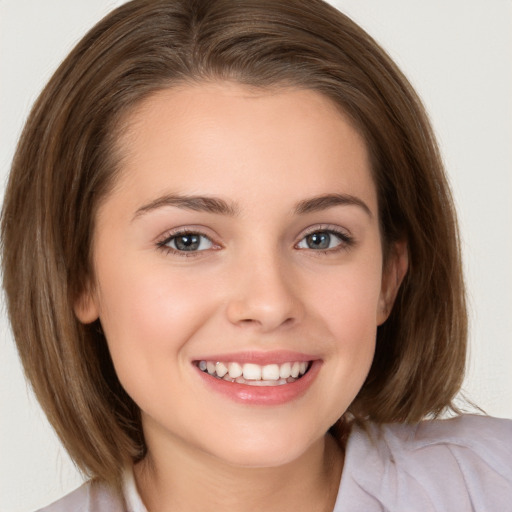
left=196, top=360, right=311, bottom=386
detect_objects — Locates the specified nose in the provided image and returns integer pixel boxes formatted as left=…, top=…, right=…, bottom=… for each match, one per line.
left=225, top=253, right=304, bottom=333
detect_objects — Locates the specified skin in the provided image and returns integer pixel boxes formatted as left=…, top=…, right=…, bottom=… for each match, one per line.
left=76, top=82, right=407, bottom=512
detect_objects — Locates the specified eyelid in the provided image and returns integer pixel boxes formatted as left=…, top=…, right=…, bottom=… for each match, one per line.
left=154, top=223, right=354, bottom=257
left=298, top=224, right=353, bottom=241
left=295, top=224, right=355, bottom=251
left=156, top=226, right=222, bottom=256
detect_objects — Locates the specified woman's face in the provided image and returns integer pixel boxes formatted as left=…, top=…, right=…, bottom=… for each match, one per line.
left=77, top=82, right=404, bottom=468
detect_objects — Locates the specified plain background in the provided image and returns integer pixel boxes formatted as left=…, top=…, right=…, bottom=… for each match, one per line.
left=1, top=1, right=511, bottom=510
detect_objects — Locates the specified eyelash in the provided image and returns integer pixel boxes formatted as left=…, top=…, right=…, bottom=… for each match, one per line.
left=297, top=226, right=355, bottom=255
left=156, top=229, right=219, bottom=258
left=156, top=226, right=355, bottom=258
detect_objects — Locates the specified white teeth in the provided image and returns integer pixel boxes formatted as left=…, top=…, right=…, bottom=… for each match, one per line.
left=262, top=364, right=280, bottom=380
left=232, top=377, right=294, bottom=386
left=199, top=359, right=311, bottom=384
left=228, top=362, right=243, bottom=379
left=279, top=362, right=291, bottom=379
left=243, top=363, right=262, bottom=380
left=206, top=361, right=216, bottom=375
left=215, top=362, right=228, bottom=378
left=242, top=378, right=290, bottom=386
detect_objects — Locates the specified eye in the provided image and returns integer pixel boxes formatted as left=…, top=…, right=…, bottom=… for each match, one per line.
left=159, top=231, right=214, bottom=253
left=296, top=229, right=352, bottom=251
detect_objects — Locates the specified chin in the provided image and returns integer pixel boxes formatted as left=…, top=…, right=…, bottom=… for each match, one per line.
left=200, top=425, right=326, bottom=469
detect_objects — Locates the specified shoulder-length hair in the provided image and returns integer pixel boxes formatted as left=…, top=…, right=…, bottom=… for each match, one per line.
left=1, top=0, right=466, bottom=489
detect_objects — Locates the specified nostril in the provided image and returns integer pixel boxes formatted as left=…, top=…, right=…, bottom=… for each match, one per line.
left=225, top=287, right=303, bottom=332
left=236, top=316, right=296, bottom=330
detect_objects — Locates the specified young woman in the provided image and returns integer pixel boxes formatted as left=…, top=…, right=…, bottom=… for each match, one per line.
left=2, top=1, right=511, bottom=511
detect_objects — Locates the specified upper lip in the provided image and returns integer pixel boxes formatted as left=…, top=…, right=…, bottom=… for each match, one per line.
left=192, top=350, right=319, bottom=365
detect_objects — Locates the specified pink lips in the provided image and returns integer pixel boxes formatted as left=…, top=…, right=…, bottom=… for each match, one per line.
left=193, top=351, right=322, bottom=405
left=194, top=350, right=315, bottom=365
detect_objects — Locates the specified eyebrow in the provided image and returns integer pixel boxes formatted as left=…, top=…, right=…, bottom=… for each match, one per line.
left=133, top=192, right=372, bottom=219
left=294, top=193, right=372, bottom=217
left=133, top=194, right=240, bottom=219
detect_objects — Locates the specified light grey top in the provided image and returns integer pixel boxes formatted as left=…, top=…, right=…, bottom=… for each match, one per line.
left=37, top=415, right=512, bottom=512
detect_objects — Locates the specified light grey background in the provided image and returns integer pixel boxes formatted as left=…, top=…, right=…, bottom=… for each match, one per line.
left=1, top=1, right=511, bottom=511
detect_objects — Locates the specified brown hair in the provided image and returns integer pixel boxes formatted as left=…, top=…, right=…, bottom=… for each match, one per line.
left=1, top=0, right=467, bottom=489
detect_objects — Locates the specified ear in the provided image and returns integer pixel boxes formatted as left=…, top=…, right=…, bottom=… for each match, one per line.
left=377, top=240, right=408, bottom=325
left=74, top=283, right=100, bottom=324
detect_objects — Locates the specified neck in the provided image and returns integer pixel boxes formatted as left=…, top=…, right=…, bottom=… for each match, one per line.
left=134, top=433, right=344, bottom=512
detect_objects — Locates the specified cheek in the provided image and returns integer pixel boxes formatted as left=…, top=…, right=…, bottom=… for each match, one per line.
left=94, top=258, right=218, bottom=383
left=306, top=258, right=382, bottom=406
left=311, top=254, right=383, bottom=337
left=328, top=290, right=379, bottom=349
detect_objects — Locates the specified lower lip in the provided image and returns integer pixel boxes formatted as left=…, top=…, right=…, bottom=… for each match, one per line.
left=195, top=361, right=321, bottom=405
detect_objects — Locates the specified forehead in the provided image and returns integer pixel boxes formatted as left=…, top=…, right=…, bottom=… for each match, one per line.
left=109, top=81, right=377, bottom=215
